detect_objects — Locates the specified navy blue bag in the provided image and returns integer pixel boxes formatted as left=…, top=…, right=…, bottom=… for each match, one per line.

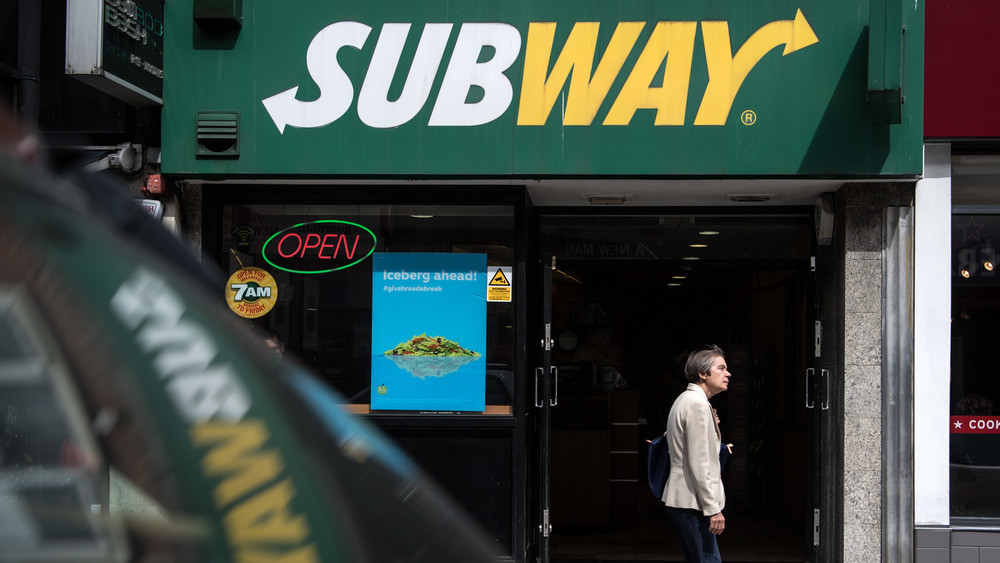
left=647, top=435, right=670, bottom=498
left=647, top=435, right=731, bottom=499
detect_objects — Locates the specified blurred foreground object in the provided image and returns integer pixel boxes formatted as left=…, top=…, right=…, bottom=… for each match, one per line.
left=0, top=147, right=501, bottom=561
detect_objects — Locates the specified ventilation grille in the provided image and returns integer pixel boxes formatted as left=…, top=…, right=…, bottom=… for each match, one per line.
left=197, top=112, right=239, bottom=157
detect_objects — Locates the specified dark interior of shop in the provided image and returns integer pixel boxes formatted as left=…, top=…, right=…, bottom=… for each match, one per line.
left=542, top=213, right=813, bottom=561
left=950, top=281, right=1000, bottom=518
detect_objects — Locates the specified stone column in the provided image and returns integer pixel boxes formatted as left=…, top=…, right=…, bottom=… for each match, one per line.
left=837, top=183, right=915, bottom=563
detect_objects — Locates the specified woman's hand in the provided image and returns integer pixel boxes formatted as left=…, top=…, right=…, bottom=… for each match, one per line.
left=709, top=512, right=725, bottom=535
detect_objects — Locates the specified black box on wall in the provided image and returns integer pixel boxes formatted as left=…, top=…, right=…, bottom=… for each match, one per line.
left=194, top=0, right=242, bottom=29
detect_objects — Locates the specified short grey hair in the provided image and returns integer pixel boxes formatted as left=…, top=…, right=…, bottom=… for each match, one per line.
left=684, top=345, right=725, bottom=383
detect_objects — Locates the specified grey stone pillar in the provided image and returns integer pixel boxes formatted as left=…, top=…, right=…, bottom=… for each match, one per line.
left=836, top=183, right=915, bottom=563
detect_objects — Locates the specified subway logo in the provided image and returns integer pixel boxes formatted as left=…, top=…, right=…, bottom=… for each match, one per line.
left=262, top=10, right=818, bottom=133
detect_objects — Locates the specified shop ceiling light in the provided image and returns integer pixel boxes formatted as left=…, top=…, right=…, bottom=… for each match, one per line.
left=698, top=231, right=720, bottom=235
left=689, top=244, right=708, bottom=248
left=587, top=195, right=627, bottom=205
left=985, top=261, right=994, bottom=271
left=961, top=269, right=971, bottom=278
left=727, top=194, right=773, bottom=203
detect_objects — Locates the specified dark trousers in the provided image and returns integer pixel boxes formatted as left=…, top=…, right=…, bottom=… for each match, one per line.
left=666, top=506, right=721, bottom=563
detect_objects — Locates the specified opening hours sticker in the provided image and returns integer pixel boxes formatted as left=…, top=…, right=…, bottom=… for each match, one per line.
left=226, top=267, right=278, bottom=318
left=487, top=267, right=512, bottom=302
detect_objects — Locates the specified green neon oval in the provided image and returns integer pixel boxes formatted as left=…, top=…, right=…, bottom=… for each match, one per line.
left=262, top=220, right=377, bottom=274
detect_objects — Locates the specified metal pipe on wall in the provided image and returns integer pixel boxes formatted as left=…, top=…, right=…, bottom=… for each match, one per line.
left=884, top=205, right=916, bottom=563
left=16, top=0, right=41, bottom=124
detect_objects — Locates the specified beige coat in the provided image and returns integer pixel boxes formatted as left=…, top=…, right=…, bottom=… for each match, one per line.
left=661, top=383, right=725, bottom=516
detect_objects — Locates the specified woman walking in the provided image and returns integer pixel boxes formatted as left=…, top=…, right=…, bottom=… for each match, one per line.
left=662, top=345, right=732, bottom=563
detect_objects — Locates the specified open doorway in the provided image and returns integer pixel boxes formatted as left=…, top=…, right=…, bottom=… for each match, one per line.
left=538, top=211, right=814, bottom=562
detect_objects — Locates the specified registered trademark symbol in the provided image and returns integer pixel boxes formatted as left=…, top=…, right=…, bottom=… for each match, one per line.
left=741, top=110, right=757, bottom=126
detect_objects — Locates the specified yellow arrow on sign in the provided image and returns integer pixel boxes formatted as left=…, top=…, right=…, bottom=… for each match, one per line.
left=695, top=9, right=819, bottom=125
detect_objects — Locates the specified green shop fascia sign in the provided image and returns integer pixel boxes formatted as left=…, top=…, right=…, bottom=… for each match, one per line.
left=163, top=0, right=923, bottom=177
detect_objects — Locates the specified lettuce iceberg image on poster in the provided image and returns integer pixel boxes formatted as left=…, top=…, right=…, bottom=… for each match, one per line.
left=371, top=253, right=486, bottom=411
left=385, top=334, right=480, bottom=378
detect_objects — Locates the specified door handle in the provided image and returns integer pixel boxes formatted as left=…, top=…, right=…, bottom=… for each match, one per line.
left=534, top=366, right=558, bottom=407
left=805, top=368, right=815, bottom=409
left=534, top=367, right=543, bottom=408
left=550, top=366, right=558, bottom=407
left=821, top=369, right=830, bottom=410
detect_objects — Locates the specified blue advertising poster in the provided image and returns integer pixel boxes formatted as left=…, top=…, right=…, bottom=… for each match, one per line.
left=371, top=253, right=487, bottom=411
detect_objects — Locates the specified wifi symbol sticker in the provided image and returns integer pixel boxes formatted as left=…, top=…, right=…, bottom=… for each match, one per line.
left=232, top=224, right=256, bottom=247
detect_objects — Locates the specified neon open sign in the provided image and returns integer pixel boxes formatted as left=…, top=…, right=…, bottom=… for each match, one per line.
left=262, top=220, right=377, bottom=274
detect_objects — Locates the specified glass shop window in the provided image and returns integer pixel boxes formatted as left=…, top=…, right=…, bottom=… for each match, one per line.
left=951, top=211, right=1000, bottom=519
left=221, top=203, right=517, bottom=412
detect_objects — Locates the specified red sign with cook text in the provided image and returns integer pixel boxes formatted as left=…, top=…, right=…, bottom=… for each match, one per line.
left=951, top=416, right=1000, bottom=434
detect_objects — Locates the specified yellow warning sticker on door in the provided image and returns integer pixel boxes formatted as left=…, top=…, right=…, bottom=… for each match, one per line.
left=487, top=266, right=512, bottom=302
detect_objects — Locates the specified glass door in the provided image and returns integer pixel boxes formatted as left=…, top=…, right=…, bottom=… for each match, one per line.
left=537, top=210, right=817, bottom=562
left=807, top=253, right=827, bottom=562
left=534, top=256, right=557, bottom=562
